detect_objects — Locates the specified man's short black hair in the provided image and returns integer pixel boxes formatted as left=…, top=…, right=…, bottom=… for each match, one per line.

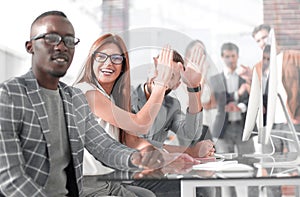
left=31, top=10, right=67, bottom=28
left=252, top=24, right=271, bottom=38
left=173, top=50, right=184, bottom=65
left=221, top=42, right=239, bottom=56
left=155, top=50, right=184, bottom=65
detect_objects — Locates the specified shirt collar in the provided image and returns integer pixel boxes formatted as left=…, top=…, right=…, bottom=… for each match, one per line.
left=223, top=66, right=238, bottom=78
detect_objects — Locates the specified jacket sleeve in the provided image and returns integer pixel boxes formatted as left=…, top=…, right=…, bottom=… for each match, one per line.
left=76, top=91, right=138, bottom=171
left=0, top=86, right=47, bottom=197
left=169, top=99, right=203, bottom=146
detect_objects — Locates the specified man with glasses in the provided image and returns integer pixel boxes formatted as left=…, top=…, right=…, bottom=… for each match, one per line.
left=0, top=10, right=164, bottom=197
left=30, top=32, right=80, bottom=48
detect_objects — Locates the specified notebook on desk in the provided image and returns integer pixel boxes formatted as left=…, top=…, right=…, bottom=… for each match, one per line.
left=193, top=160, right=254, bottom=172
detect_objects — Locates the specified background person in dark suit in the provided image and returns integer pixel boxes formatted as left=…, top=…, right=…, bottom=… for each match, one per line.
left=209, top=42, right=254, bottom=155
left=208, top=42, right=255, bottom=197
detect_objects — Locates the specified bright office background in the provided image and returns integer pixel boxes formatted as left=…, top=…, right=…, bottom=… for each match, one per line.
left=0, top=0, right=263, bottom=85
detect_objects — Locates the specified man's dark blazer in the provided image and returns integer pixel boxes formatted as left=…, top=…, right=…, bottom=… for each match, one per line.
left=208, top=72, right=249, bottom=138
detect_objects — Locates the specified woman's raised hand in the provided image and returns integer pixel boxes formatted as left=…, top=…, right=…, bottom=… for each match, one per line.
left=153, top=45, right=174, bottom=89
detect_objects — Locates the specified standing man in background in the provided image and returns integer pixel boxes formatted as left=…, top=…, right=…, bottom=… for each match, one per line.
left=209, top=42, right=254, bottom=197
left=210, top=42, right=254, bottom=154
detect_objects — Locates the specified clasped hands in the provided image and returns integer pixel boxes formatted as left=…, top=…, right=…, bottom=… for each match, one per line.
left=132, top=148, right=200, bottom=178
left=186, top=139, right=215, bottom=158
left=132, top=140, right=215, bottom=178
left=131, top=145, right=198, bottom=170
left=131, top=139, right=215, bottom=171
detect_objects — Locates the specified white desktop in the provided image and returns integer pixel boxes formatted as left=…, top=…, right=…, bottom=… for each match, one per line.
left=242, top=29, right=300, bottom=167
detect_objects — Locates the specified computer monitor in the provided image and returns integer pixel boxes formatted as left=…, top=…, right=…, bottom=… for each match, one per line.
left=241, top=65, right=262, bottom=142
left=242, top=29, right=277, bottom=145
left=242, top=29, right=300, bottom=167
left=263, top=29, right=278, bottom=145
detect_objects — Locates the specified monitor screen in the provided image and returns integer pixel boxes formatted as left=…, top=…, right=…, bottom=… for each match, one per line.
left=242, top=66, right=262, bottom=142
left=242, top=29, right=278, bottom=145
left=264, top=29, right=278, bottom=144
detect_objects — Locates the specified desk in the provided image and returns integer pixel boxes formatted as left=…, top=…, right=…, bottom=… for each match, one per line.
left=181, top=177, right=300, bottom=197
left=96, top=152, right=300, bottom=197
left=181, top=152, right=300, bottom=197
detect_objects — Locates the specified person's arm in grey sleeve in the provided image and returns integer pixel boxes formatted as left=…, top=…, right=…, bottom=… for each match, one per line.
left=84, top=111, right=139, bottom=171
left=169, top=99, right=203, bottom=146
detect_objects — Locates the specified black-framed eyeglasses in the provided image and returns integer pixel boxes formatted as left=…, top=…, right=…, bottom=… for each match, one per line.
left=93, top=52, right=124, bottom=64
left=30, top=33, right=80, bottom=48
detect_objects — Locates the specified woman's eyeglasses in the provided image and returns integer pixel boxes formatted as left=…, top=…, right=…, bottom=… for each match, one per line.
left=30, top=33, right=80, bottom=49
left=93, top=52, right=124, bottom=64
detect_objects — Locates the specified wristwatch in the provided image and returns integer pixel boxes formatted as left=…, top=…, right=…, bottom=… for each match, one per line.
left=187, top=85, right=201, bottom=92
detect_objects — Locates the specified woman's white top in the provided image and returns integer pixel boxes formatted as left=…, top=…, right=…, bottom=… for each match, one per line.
left=75, top=82, right=119, bottom=175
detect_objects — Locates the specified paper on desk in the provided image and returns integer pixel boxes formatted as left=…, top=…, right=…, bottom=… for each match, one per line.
left=193, top=160, right=254, bottom=172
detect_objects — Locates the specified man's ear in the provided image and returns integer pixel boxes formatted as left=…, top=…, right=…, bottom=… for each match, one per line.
left=25, top=41, right=33, bottom=54
left=173, top=81, right=181, bottom=90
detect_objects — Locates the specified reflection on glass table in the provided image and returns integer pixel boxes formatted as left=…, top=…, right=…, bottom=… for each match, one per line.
left=95, top=152, right=300, bottom=179
left=93, top=153, right=300, bottom=196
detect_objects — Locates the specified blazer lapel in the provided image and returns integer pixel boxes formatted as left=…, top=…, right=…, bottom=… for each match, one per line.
left=58, top=84, right=80, bottom=156
left=24, top=71, right=51, bottom=141
left=221, top=73, right=228, bottom=91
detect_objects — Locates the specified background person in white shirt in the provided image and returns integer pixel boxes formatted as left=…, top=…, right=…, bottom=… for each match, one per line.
left=209, top=42, right=254, bottom=155
left=208, top=42, right=255, bottom=197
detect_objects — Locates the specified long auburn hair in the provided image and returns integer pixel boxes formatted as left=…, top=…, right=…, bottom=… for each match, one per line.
left=74, top=33, right=131, bottom=142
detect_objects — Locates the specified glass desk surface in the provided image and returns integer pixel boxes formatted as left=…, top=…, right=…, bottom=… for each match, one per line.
left=88, top=152, right=300, bottom=197
left=94, top=152, right=300, bottom=180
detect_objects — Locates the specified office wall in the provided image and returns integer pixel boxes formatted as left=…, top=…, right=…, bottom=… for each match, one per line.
left=264, top=0, right=300, bottom=50
left=0, top=47, right=27, bottom=82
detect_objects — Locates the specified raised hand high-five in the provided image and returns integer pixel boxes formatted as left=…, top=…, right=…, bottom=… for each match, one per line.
left=181, top=44, right=206, bottom=88
left=152, top=45, right=174, bottom=89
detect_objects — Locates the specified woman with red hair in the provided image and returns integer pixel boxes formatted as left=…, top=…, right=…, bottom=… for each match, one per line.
left=74, top=33, right=174, bottom=197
